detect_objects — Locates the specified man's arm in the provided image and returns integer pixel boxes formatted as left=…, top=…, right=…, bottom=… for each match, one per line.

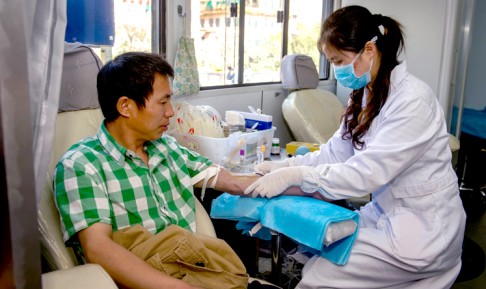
left=194, top=167, right=330, bottom=201
left=212, top=169, right=259, bottom=195
left=278, top=186, right=332, bottom=201
left=78, top=223, right=204, bottom=289
left=192, top=167, right=259, bottom=196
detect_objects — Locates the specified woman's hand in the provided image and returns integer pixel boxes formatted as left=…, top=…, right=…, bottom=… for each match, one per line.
left=253, top=158, right=292, bottom=175
left=244, top=166, right=313, bottom=198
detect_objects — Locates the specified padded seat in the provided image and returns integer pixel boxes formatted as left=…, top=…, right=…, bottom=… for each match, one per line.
left=280, top=54, right=343, bottom=144
left=282, top=89, right=343, bottom=143
left=42, top=264, right=118, bottom=289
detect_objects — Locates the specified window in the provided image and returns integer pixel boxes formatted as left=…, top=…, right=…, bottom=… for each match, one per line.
left=287, top=0, right=332, bottom=79
left=112, top=0, right=153, bottom=55
left=190, top=0, right=332, bottom=88
left=65, top=0, right=332, bottom=86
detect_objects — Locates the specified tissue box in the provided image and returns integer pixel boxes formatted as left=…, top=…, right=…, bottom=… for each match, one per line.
left=226, top=110, right=272, bottom=131
left=169, top=127, right=276, bottom=166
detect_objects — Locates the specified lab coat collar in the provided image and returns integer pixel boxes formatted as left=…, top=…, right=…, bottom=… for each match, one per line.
left=355, top=61, right=409, bottom=110
left=389, top=61, right=408, bottom=93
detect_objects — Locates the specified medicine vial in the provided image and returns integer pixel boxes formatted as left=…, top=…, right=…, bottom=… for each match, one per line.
left=271, top=138, right=280, bottom=155
left=239, top=149, right=245, bottom=165
left=257, top=145, right=265, bottom=163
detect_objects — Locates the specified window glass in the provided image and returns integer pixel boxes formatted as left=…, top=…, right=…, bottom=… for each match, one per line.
left=113, top=0, right=153, bottom=55
left=287, top=0, right=323, bottom=75
left=91, top=0, right=153, bottom=62
left=191, top=0, right=329, bottom=88
left=83, top=1, right=329, bottom=85
left=243, top=1, right=284, bottom=84
left=191, top=1, right=239, bottom=86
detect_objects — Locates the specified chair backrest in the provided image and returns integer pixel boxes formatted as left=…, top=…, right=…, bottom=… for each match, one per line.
left=39, top=109, right=104, bottom=270
left=39, top=43, right=216, bottom=272
left=280, top=54, right=344, bottom=144
left=39, top=43, right=105, bottom=271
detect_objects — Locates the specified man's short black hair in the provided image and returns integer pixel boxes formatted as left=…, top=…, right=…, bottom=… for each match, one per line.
left=97, top=52, right=174, bottom=122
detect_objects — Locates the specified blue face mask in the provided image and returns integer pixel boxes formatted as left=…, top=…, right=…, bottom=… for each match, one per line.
left=333, top=36, right=377, bottom=90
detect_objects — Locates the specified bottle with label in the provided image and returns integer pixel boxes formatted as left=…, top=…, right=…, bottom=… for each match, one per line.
left=239, top=149, right=245, bottom=165
left=256, top=145, right=265, bottom=163
left=271, top=138, right=280, bottom=155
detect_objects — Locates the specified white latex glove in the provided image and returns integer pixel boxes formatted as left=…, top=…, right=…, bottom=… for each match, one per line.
left=244, top=166, right=316, bottom=198
left=253, top=158, right=296, bottom=175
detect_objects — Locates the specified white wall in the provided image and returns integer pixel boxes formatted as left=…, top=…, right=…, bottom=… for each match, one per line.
left=338, top=0, right=460, bottom=118
left=166, top=0, right=186, bottom=65
left=261, top=90, right=294, bottom=146
left=463, top=0, right=486, bottom=110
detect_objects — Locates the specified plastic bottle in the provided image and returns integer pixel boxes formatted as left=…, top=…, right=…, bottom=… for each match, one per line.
left=257, top=145, right=265, bottom=163
left=271, top=138, right=280, bottom=155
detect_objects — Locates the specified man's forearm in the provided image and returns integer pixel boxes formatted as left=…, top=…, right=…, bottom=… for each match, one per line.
left=280, top=186, right=332, bottom=201
left=212, top=169, right=260, bottom=195
left=211, top=170, right=331, bottom=201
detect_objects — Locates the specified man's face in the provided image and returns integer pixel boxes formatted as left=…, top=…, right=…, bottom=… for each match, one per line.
left=129, top=74, right=174, bottom=142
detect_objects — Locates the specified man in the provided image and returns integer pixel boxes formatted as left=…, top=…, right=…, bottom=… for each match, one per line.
left=54, top=52, right=258, bottom=289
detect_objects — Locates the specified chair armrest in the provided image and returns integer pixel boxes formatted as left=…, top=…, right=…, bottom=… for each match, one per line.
left=195, top=197, right=217, bottom=237
left=42, top=264, right=118, bottom=289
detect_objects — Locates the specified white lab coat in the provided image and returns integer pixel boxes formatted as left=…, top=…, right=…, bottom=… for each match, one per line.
left=295, top=62, right=466, bottom=289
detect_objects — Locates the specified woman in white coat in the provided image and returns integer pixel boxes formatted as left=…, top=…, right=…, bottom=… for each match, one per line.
left=245, top=5, right=466, bottom=289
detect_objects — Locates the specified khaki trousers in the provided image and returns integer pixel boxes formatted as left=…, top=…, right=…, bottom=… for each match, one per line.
left=113, top=225, right=248, bottom=289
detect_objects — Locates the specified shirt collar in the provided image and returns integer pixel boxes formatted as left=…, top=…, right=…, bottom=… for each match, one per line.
left=97, top=122, right=128, bottom=164
left=145, top=137, right=169, bottom=156
left=97, top=121, right=170, bottom=166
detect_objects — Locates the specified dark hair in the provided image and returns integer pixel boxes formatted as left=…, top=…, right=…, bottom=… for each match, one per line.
left=97, top=52, right=174, bottom=122
left=318, top=6, right=405, bottom=149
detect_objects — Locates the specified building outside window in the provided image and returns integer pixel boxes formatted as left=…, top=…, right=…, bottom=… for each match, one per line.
left=68, top=0, right=331, bottom=88
left=191, top=0, right=331, bottom=87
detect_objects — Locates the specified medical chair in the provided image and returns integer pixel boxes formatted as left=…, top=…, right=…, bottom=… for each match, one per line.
left=280, top=54, right=344, bottom=144
left=38, top=43, right=117, bottom=288
left=39, top=44, right=276, bottom=288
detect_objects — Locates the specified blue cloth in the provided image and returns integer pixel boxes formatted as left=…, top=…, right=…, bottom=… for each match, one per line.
left=451, top=106, right=486, bottom=139
left=235, top=221, right=272, bottom=240
left=209, top=193, right=267, bottom=222
left=210, top=194, right=359, bottom=266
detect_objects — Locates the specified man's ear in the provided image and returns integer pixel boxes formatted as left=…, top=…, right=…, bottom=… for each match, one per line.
left=117, top=96, right=131, bottom=118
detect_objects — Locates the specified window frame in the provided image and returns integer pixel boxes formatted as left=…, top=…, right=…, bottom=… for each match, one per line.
left=161, top=0, right=333, bottom=90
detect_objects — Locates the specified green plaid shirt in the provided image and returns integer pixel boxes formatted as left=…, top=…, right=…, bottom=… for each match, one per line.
left=55, top=123, right=212, bottom=243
